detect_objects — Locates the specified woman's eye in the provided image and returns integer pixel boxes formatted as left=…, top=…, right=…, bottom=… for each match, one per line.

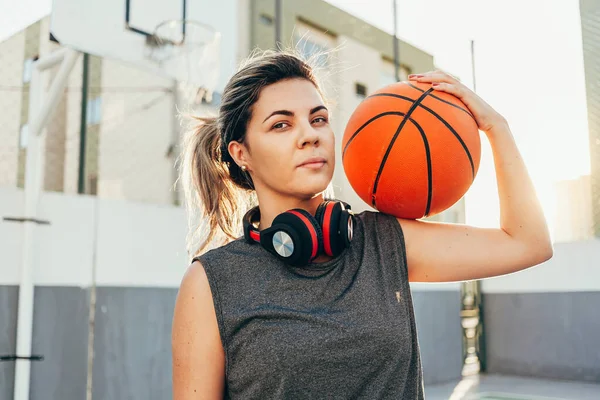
left=272, top=122, right=290, bottom=130
left=313, top=117, right=328, bottom=124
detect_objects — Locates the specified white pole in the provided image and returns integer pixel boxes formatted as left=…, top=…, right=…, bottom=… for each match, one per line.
left=30, top=49, right=79, bottom=138
left=13, top=49, right=80, bottom=400
left=35, top=47, right=70, bottom=70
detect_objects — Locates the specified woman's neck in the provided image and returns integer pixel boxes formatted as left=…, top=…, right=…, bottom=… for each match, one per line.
left=255, top=192, right=325, bottom=231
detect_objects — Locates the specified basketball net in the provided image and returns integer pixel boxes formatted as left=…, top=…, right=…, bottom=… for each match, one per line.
left=144, top=20, right=221, bottom=105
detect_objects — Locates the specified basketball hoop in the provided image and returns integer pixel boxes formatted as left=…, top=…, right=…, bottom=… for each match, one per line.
left=144, top=19, right=220, bottom=103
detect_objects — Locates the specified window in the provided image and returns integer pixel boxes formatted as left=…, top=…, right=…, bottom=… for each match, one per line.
left=295, top=35, right=329, bottom=68
left=380, top=59, right=411, bottom=88
left=87, top=97, right=102, bottom=125
left=259, top=14, right=273, bottom=26
left=19, top=124, right=28, bottom=149
left=23, top=58, right=34, bottom=83
left=355, top=83, right=367, bottom=98
left=293, top=21, right=335, bottom=70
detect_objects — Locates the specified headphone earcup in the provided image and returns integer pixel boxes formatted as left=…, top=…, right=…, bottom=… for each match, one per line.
left=318, top=201, right=354, bottom=257
left=338, top=209, right=353, bottom=248
left=261, top=209, right=322, bottom=266
left=243, top=206, right=261, bottom=244
left=317, top=201, right=335, bottom=256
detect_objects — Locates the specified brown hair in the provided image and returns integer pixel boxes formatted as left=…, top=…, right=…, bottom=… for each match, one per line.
left=178, top=49, right=330, bottom=257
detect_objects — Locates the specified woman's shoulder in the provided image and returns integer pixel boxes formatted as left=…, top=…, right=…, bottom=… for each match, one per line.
left=352, top=209, right=405, bottom=246
left=354, top=209, right=401, bottom=229
left=186, top=238, right=261, bottom=296
left=192, top=237, right=258, bottom=268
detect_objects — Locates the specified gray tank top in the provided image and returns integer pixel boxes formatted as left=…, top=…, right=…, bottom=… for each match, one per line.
left=194, top=210, right=424, bottom=399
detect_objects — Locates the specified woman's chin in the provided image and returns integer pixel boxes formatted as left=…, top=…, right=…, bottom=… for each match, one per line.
left=294, top=178, right=332, bottom=198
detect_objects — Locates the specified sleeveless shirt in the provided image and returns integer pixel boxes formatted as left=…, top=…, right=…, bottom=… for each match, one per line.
left=193, top=210, right=424, bottom=399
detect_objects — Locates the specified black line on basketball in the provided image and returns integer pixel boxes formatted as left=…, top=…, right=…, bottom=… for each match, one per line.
left=368, top=93, right=475, bottom=179
left=342, top=111, right=407, bottom=159
left=371, top=88, right=434, bottom=208
left=369, top=93, right=419, bottom=103
left=405, top=82, right=476, bottom=122
left=411, top=121, right=433, bottom=216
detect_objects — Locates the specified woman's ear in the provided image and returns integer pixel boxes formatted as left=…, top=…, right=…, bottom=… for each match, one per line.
left=228, top=140, right=251, bottom=171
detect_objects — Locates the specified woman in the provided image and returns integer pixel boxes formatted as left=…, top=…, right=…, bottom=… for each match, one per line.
left=172, top=50, right=553, bottom=399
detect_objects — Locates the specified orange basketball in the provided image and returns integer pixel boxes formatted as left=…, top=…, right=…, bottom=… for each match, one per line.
left=342, top=81, right=481, bottom=219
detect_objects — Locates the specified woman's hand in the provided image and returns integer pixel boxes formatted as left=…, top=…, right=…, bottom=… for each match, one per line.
left=408, top=70, right=506, bottom=133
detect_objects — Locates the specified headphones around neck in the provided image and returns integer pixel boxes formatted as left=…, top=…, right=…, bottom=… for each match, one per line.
left=243, top=200, right=354, bottom=266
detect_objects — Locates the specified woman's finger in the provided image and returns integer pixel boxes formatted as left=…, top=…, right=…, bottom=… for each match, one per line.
left=431, top=82, right=464, bottom=98
left=410, top=72, right=457, bottom=84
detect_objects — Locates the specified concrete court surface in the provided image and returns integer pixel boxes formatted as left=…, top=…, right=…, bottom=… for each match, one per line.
left=425, top=374, right=600, bottom=400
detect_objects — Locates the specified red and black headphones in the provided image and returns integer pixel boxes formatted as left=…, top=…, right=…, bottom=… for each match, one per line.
left=243, top=200, right=354, bottom=266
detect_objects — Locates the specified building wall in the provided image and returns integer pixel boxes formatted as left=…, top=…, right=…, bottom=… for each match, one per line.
left=580, top=0, right=600, bottom=237
left=0, top=29, right=26, bottom=188
left=250, top=0, right=433, bottom=74
left=0, top=286, right=18, bottom=399
left=37, top=17, right=68, bottom=194
left=0, top=16, right=86, bottom=195
left=411, top=284, right=464, bottom=385
left=0, top=187, right=188, bottom=400
left=93, top=60, right=175, bottom=204
left=554, top=175, right=593, bottom=243
left=482, top=239, right=600, bottom=383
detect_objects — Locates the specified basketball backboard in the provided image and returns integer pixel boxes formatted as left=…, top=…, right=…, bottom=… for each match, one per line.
left=50, top=0, right=221, bottom=90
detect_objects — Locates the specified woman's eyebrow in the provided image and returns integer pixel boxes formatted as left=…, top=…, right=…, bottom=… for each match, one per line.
left=263, top=105, right=328, bottom=123
left=263, top=110, right=294, bottom=123
left=310, top=105, right=328, bottom=114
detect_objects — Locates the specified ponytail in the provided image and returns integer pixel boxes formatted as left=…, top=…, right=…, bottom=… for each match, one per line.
left=179, top=116, right=253, bottom=258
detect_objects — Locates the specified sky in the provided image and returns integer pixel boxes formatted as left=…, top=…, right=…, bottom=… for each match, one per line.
left=325, top=0, right=591, bottom=233
left=1, top=0, right=591, bottom=236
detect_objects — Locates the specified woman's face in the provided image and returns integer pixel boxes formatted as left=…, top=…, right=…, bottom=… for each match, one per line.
left=231, top=78, right=335, bottom=201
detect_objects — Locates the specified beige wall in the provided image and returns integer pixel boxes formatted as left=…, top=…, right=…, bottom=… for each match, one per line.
left=580, top=0, right=600, bottom=237
left=554, top=175, right=593, bottom=243
left=0, top=16, right=80, bottom=194
left=236, top=0, right=252, bottom=64
left=251, top=0, right=433, bottom=74
left=94, top=60, right=175, bottom=204
left=0, top=30, right=26, bottom=187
